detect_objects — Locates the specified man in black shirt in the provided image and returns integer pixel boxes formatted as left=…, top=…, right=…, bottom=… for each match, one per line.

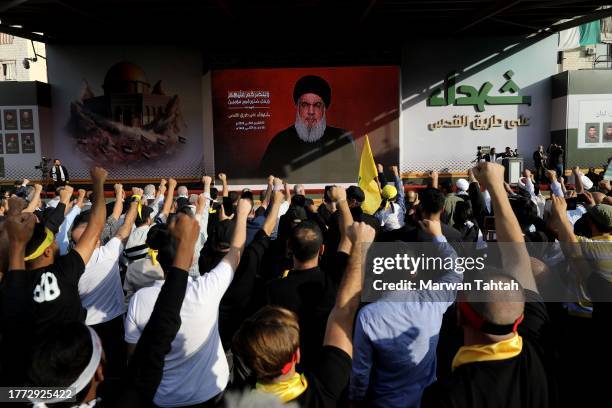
left=1, top=167, right=108, bottom=385
left=422, top=162, right=553, bottom=408
left=219, top=183, right=285, bottom=348
left=233, top=221, right=375, bottom=407
left=532, top=145, right=546, bottom=184
left=266, top=187, right=353, bottom=367
left=49, top=158, right=70, bottom=188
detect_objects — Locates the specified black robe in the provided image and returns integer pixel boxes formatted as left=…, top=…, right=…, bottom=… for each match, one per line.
left=259, top=125, right=358, bottom=183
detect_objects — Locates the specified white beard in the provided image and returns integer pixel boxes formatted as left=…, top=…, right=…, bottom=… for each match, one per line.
left=295, top=112, right=326, bottom=143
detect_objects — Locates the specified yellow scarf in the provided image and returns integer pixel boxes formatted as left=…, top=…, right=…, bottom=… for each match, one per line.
left=148, top=249, right=159, bottom=265
left=452, top=333, right=523, bottom=371
left=256, top=373, right=308, bottom=403
left=132, top=194, right=143, bottom=220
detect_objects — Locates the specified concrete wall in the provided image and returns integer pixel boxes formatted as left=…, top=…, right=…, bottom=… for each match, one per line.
left=400, top=35, right=558, bottom=173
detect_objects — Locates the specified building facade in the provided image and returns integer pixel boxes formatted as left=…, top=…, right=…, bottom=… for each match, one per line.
left=0, top=33, right=47, bottom=82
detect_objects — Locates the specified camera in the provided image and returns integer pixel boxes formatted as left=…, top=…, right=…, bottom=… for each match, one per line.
left=35, top=156, right=52, bottom=172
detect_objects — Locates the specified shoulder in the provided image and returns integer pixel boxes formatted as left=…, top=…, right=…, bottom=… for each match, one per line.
left=99, top=237, right=124, bottom=258
left=324, top=126, right=354, bottom=142
left=267, top=126, right=298, bottom=145
left=131, top=285, right=162, bottom=306
left=57, top=250, right=85, bottom=271
left=266, top=276, right=287, bottom=291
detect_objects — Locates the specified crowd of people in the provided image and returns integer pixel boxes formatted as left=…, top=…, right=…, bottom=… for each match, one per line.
left=0, top=158, right=610, bottom=408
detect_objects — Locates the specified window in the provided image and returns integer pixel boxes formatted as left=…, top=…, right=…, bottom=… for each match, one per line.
left=0, top=33, right=14, bottom=45
left=0, top=60, right=17, bottom=80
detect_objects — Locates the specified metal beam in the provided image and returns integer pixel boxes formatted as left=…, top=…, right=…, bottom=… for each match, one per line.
left=489, top=17, right=544, bottom=31
left=360, top=0, right=377, bottom=23
left=454, top=0, right=522, bottom=34
left=0, top=24, right=48, bottom=42
left=0, top=0, right=29, bottom=14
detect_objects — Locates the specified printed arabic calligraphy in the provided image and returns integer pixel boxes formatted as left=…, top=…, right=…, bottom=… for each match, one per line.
left=427, top=70, right=531, bottom=112
left=427, top=115, right=530, bottom=131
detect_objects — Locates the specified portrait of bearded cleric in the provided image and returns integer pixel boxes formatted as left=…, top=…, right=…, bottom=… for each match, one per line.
left=258, top=75, right=358, bottom=183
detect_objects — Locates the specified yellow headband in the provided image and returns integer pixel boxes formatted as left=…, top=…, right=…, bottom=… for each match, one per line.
left=24, top=228, right=54, bottom=261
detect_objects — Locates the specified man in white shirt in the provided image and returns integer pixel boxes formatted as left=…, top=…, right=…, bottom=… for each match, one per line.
left=71, top=196, right=138, bottom=379
left=125, top=197, right=251, bottom=407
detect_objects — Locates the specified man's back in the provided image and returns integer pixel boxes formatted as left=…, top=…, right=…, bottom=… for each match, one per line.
left=266, top=267, right=337, bottom=368
left=351, top=300, right=452, bottom=408
left=422, top=339, right=549, bottom=408
left=421, top=294, right=552, bottom=408
left=125, top=260, right=234, bottom=406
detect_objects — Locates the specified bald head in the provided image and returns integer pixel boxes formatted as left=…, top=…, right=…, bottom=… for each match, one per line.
left=293, top=184, right=305, bottom=196
left=177, top=186, right=188, bottom=197
left=406, top=190, right=418, bottom=203
left=463, top=274, right=525, bottom=328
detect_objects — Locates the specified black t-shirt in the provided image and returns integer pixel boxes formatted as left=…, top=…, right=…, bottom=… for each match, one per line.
left=28, top=250, right=87, bottom=341
left=296, top=346, right=352, bottom=408
left=219, top=229, right=271, bottom=349
left=421, top=291, right=553, bottom=408
left=1, top=250, right=86, bottom=385
left=266, top=267, right=338, bottom=370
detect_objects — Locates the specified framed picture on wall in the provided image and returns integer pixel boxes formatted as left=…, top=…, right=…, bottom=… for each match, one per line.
left=3, top=110, right=17, bottom=130
left=0, top=134, right=3, bottom=154
left=603, top=122, right=612, bottom=143
left=584, top=123, right=600, bottom=144
left=5, top=133, right=19, bottom=154
left=21, top=133, right=35, bottom=153
left=19, top=109, right=34, bottom=130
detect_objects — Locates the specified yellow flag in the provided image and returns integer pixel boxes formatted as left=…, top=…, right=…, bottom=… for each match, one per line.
left=358, top=135, right=381, bottom=215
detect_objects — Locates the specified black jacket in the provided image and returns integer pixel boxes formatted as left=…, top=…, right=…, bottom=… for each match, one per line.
left=49, top=165, right=70, bottom=182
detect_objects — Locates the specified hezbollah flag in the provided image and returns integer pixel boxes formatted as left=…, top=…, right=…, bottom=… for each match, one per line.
left=358, top=135, right=382, bottom=215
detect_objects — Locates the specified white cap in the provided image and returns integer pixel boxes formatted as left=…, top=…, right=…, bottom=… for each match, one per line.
left=455, top=178, right=469, bottom=192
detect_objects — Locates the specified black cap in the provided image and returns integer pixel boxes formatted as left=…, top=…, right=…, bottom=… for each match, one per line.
left=175, top=197, right=189, bottom=211
left=214, top=220, right=235, bottom=250
left=293, top=75, right=331, bottom=108
left=347, top=186, right=365, bottom=203
left=291, top=194, right=306, bottom=207
left=285, top=206, right=308, bottom=225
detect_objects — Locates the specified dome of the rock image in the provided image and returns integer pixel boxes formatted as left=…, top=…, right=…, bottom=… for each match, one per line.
left=102, top=61, right=150, bottom=95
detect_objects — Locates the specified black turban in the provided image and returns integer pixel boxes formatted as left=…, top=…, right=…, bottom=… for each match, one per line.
left=293, top=75, right=331, bottom=108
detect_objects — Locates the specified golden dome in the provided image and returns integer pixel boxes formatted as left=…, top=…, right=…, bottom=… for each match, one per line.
left=103, top=61, right=150, bottom=95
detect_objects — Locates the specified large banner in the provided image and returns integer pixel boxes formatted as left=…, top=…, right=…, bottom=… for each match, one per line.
left=401, top=36, right=557, bottom=172
left=211, top=66, right=399, bottom=184
left=46, top=45, right=204, bottom=179
left=578, top=100, right=612, bottom=148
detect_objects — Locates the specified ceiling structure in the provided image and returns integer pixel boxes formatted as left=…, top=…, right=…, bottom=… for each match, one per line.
left=0, top=0, right=611, bottom=67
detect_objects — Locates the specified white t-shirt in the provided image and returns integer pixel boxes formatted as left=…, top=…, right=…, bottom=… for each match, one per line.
left=125, top=260, right=235, bottom=407
left=79, top=237, right=126, bottom=325
left=125, top=225, right=151, bottom=254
